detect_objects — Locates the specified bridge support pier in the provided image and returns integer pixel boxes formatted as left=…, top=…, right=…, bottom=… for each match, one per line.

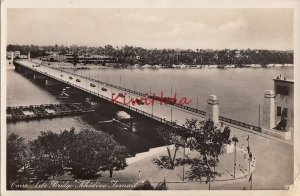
left=206, top=95, right=219, bottom=125
left=24, top=69, right=34, bottom=76
left=45, top=79, right=60, bottom=86
left=33, top=74, right=45, bottom=80
left=15, top=65, right=24, bottom=73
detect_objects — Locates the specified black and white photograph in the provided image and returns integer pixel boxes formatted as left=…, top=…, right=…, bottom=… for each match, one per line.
left=1, top=1, right=299, bottom=194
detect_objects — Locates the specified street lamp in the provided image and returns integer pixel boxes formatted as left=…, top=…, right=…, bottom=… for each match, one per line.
left=232, top=135, right=239, bottom=178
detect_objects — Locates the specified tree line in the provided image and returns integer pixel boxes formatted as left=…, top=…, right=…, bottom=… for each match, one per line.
left=7, top=128, right=128, bottom=189
left=7, top=44, right=293, bottom=67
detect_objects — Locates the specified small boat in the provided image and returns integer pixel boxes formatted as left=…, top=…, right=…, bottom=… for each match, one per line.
left=57, top=90, right=69, bottom=99
left=76, top=67, right=90, bottom=70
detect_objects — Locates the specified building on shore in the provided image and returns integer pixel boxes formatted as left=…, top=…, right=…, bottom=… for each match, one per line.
left=274, top=76, right=294, bottom=131
left=261, top=74, right=293, bottom=140
left=42, top=52, right=116, bottom=64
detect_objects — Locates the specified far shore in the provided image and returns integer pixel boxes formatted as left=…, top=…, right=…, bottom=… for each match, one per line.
left=11, top=59, right=294, bottom=70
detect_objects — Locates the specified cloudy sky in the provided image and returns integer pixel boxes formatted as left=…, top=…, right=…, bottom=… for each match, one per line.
left=7, top=8, right=293, bottom=50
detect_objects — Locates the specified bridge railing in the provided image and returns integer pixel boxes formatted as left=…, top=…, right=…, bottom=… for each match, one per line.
left=57, top=68, right=262, bottom=132
left=219, top=116, right=261, bottom=132
left=55, top=67, right=209, bottom=116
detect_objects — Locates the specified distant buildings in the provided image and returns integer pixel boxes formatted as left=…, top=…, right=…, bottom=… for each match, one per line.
left=41, top=51, right=116, bottom=64
left=64, top=53, right=116, bottom=64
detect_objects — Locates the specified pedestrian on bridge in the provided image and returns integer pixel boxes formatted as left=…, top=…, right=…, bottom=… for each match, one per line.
left=138, top=170, right=141, bottom=181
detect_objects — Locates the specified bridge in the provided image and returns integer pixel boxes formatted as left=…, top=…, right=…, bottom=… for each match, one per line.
left=13, top=59, right=261, bottom=133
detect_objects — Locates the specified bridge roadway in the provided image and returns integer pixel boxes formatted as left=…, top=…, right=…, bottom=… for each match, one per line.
left=14, top=60, right=260, bottom=132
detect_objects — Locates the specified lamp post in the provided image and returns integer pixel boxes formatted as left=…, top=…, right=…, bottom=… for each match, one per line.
left=170, top=85, right=173, bottom=122
left=98, top=69, right=100, bottom=95
left=232, top=135, right=239, bottom=178
left=258, top=104, right=261, bottom=127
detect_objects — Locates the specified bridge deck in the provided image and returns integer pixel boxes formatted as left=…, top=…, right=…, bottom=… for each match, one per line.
left=13, top=60, right=261, bottom=132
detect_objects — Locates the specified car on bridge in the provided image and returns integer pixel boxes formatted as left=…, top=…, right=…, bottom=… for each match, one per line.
left=136, top=98, right=144, bottom=105
left=76, top=79, right=81, bottom=82
left=118, top=93, right=125, bottom=98
left=90, top=83, right=96, bottom=87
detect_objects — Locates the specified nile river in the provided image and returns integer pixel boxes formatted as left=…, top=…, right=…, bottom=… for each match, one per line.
left=6, top=62, right=293, bottom=153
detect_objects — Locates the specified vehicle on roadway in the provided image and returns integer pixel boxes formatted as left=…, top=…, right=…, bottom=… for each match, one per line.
left=118, top=93, right=125, bottom=98
left=135, top=98, right=144, bottom=105
left=76, top=79, right=81, bottom=82
left=102, top=87, right=107, bottom=91
left=90, top=83, right=96, bottom=87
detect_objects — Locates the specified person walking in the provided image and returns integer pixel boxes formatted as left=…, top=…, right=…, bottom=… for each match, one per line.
left=138, top=170, right=141, bottom=181
left=249, top=152, right=253, bottom=162
left=241, top=144, right=247, bottom=167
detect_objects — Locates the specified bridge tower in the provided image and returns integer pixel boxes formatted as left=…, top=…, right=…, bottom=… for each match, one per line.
left=206, top=95, right=219, bottom=124
left=262, top=90, right=276, bottom=129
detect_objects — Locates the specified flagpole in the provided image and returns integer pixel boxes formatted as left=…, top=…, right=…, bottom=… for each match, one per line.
left=232, top=135, right=238, bottom=178
left=170, top=85, right=173, bottom=122
left=251, top=175, right=253, bottom=190
left=258, top=104, right=261, bottom=127
left=98, top=69, right=99, bottom=95
left=247, top=135, right=250, bottom=172
left=249, top=173, right=253, bottom=190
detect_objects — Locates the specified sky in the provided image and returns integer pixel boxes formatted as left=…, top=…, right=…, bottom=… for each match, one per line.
left=7, top=8, right=293, bottom=50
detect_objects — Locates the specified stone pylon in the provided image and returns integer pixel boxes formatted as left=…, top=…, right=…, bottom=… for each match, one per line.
left=262, top=90, right=276, bottom=129
left=206, top=95, right=219, bottom=124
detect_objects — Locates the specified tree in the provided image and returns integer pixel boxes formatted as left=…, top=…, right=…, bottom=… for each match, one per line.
left=7, top=133, right=28, bottom=189
left=10, top=129, right=128, bottom=182
left=101, top=141, right=128, bottom=178
left=133, top=180, right=154, bottom=190
left=69, top=129, right=128, bottom=178
left=183, top=119, right=231, bottom=189
left=152, top=119, right=231, bottom=189
left=155, top=178, right=168, bottom=190
left=29, top=131, right=66, bottom=180
left=152, top=125, right=181, bottom=170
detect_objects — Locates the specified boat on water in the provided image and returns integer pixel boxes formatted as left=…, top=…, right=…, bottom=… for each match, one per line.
left=76, top=66, right=90, bottom=70
left=57, top=88, right=70, bottom=99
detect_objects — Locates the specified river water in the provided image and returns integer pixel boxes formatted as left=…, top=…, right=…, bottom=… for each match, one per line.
left=6, top=61, right=293, bottom=153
